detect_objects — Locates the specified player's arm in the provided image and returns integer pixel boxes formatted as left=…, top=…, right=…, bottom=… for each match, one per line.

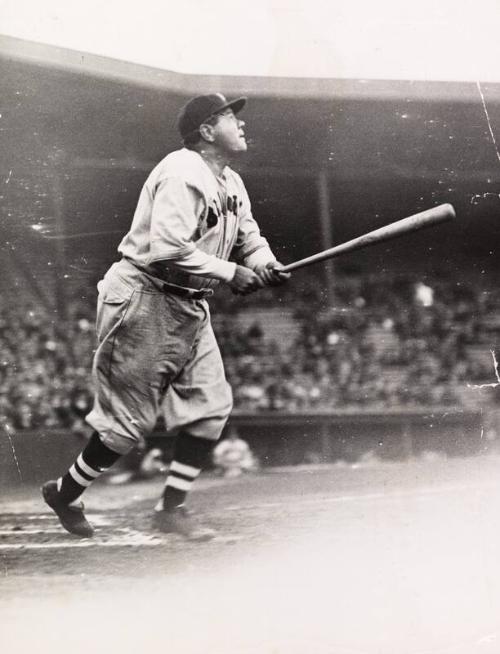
left=147, top=177, right=262, bottom=294
left=231, top=185, right=290, bottom=287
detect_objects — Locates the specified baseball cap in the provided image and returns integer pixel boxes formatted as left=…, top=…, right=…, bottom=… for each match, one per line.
left=177, top=93, right=247, bottom=140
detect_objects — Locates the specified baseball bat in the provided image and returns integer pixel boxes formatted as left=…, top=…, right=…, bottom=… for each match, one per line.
left=281, top=203, right=455, bottom=273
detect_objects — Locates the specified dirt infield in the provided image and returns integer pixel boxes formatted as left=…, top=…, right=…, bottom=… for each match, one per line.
left=2, top=456, right=500, bottom=654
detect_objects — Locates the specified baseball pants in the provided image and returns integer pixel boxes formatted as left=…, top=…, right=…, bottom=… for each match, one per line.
left=86, top=259, right=233, bottom=454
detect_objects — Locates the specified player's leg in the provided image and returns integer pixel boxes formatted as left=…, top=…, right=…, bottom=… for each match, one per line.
left=42, top=263, right=198, bottom=537
left=41, top=431, right=123, bottom=537
left=154, top=310, right=233, bottom=540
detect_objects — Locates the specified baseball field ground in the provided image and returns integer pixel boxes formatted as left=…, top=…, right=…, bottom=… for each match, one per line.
left=2, top=452, right=500, bottom=654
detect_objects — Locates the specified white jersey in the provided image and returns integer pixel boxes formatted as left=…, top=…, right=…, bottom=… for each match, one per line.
left=118, top=148, right=275, bottom=290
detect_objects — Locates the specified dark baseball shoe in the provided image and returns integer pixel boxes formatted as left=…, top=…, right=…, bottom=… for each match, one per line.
left=41, top=480, right=94, bottom=538
left=153, top=506, right=215, bottom=541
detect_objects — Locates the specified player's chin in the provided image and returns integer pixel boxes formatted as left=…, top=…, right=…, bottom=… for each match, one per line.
left=234, top=136, right=248, bottom=151
left=225, top=137, right=248, bottom=155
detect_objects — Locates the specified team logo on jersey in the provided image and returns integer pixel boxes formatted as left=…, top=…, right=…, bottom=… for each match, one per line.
left=207, top=206, right=218, bottom=228
left=227, top=195, right=239, bottom=216
left=196, top=194, right=242, bottom=240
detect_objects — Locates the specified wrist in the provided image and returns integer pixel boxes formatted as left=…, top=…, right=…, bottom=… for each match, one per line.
left=226, top=261, right=239, bottom=282
left=254, top=260, right=276, bottom=272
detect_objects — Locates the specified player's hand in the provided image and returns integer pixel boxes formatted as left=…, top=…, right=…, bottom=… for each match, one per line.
left=229, top=264, right=264, bottom=295
left=257, top=261, right=291, bottom=287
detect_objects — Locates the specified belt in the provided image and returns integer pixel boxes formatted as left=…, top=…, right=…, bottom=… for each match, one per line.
left=162, top=281, right=214, bottom=300
left=121, top=259, right=214, bottom=300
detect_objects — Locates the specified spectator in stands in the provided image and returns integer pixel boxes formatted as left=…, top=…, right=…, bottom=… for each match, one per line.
left=213, top=425, right=258, bottom=477
left=1, top=273, right=499, bottom=431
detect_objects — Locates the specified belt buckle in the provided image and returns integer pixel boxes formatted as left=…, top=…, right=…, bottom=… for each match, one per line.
left=193, top=288, right=213, bottom=300
left=162, top=281, right=212, bottom=300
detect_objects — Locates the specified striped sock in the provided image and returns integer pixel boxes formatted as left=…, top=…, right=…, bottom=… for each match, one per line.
left=57, top=431, right=122, bottom=505
left=157, top=431, right=214, bottom=511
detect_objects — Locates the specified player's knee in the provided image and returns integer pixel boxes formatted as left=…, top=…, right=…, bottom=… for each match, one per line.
left=98, top=430, right=140, bottom=456
left=222, top=381, right=234, bottom=415
left=188, top=414, right=230, bottom=442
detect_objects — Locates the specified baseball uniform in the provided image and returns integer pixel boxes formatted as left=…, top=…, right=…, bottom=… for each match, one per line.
left=86, top=147, right=277, bottom=453
left=42, top=93, right=287, bottom=540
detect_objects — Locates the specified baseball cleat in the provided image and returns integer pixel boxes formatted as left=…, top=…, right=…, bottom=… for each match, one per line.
left=41, top=480, right=94, bottom=538
left=153, top=506, right=215, bottom=541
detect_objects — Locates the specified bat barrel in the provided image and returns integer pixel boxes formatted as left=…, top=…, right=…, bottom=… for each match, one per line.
left=281, top=203, right=455, bottom=273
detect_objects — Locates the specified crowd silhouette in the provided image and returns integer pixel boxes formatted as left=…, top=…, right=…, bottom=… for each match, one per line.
left=0, top=272, right=498, bottom=432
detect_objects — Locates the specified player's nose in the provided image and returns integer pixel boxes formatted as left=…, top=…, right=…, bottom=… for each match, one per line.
left=238, top=118, right=245, bottom=128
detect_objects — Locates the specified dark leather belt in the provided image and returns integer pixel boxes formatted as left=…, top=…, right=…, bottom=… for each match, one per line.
left=162, top=281, right=213, bottom=300
left=122, top=258, right=214, bottom=300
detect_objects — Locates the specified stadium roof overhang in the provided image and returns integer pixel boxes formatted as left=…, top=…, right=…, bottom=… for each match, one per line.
left=2, top=33, right=500, bottom=184
left=2, top=35, right=500, bottom=280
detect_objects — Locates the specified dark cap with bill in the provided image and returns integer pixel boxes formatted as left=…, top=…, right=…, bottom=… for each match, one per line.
left=177, top=93, right=247, bottom=140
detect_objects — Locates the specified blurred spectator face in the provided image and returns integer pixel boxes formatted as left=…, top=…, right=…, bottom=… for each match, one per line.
left=78, top=318, right=91, bottom=332
left=415, top=282, right=434, bottom=307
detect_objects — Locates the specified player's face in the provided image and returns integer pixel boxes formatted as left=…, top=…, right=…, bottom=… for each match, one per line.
left=211, top=108, right=247, bottom=153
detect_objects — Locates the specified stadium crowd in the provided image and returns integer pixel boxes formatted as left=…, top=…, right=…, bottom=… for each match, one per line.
left=0, top=272, right=498, bottom=432
left=219, top=274, right=499, bottom=411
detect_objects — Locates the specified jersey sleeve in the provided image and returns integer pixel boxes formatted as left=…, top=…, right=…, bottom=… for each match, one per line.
left=147, top=176, right=201, bottom=262
left=171, top=249, right=236, bottom=282
left=231, top=184, right=276, bottom=269
left=147, top=176, right=236, bottom=281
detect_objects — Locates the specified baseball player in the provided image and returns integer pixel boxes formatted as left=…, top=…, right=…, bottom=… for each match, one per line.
left=42, top=93, right=290, bottom=540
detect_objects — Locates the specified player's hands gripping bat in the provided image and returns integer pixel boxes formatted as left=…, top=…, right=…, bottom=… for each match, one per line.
left=229, top=264, right=264, bottom=295
left=257, top=261, right=291, bottom=287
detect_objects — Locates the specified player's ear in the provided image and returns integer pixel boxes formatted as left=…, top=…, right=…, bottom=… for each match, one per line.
left=199, top=122, right=216, bottom=143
